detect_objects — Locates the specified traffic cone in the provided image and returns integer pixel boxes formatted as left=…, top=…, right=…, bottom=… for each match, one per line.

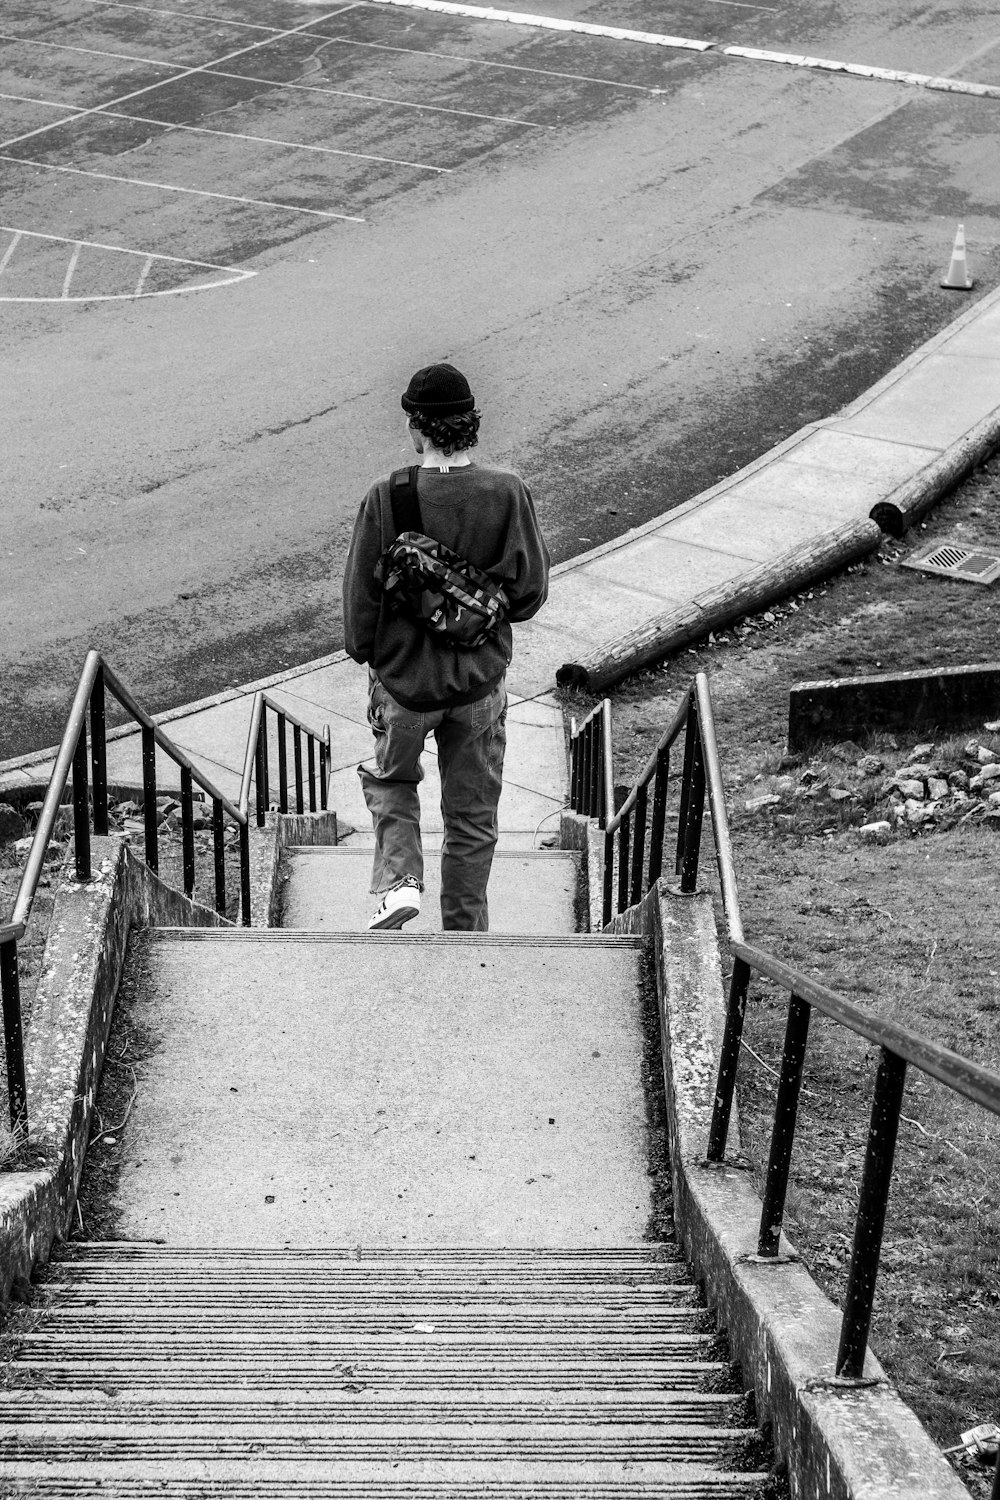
left=941, top=223, right=973, bottom=290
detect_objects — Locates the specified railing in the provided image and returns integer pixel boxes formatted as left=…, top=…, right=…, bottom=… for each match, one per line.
left=570, top=672, right=1000, bottom=1489
left=0, top=657, right=332, bottom=1139
left=568, top=700, right=613, bottom=826
left=569, top=674, right=742, bottom=938
left=238, top=691, right=331, bottom=828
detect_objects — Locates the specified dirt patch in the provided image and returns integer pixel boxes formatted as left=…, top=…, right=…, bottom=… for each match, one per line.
left=573, top=453, right=1000, bottom=1494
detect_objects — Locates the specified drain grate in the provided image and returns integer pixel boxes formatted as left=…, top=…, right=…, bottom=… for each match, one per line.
left=901, top=540, right=1000, bottom=585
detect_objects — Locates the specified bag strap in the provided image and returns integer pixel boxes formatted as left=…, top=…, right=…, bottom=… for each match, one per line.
left=389, top=466, right=422, bottom=539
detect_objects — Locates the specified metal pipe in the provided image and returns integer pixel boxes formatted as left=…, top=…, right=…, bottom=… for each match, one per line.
left=600, top=700, right=614, bottom=829
left=734, top=941, right=1000, bottom=1117
left=836, top=1048, right=908, bottom=1378
left=307, top=737, right=317, bottom=814
left=707, top=956, right=751, bottom=1162
left=72, top=720, right=91, bottom=883
left=602, top=828, right=614, bottom=929
left=647, top=744, right=669, bottom=887
left=0, top=941, right=27, bottom=1135
left=90, top=662, right=109, bottom=837
left=293, top=725, right=304, bottom=815
left=629, top=782, right=647, bottom=907
left=180, top=767, right=195, bottom=900
left=237, top=692, right=264, bottom=817
left=141, top=724, right=158, bottom=875
left=678, top=708, right=706, bottom=893
left=213, top=799, right=226, bottom=916
left=320, top=730, right=329, bottom=811
left=616, top=814, right=631, bottom=916
left=277, top=713, right=288, bottom=816
left=255, top=723, right=266, bottom=829
left=758, top=992, right=811, bottom=1257
left=694, top=672, right=743, bottom=942
left=239, top=822, right=251, bottom=928
left=103, top=662, right=245, bottom=824
left=11, top=651, right=101, bottom=929
left=607, top=692, right=687, bottom=836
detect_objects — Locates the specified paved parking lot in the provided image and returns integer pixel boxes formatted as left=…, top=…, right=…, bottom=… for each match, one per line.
left=3, top=0, right=1000, bottom=755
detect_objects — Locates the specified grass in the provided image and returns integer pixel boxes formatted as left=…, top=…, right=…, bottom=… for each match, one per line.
left=568, top=452, right=1000, bottom=1495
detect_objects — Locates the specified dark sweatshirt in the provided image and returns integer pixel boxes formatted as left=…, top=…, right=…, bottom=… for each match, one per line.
left=343, top=463, right=550, bottom=710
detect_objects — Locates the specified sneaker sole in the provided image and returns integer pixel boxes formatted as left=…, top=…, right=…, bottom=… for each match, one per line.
left=368, top=904, right=420, bottom=932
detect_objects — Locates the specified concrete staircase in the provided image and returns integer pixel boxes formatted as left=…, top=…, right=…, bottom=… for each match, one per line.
left=0, top=829, right=768, bottom=1493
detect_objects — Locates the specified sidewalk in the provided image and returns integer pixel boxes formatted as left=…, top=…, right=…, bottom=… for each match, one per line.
left=3, top=284, right=999, bottom=811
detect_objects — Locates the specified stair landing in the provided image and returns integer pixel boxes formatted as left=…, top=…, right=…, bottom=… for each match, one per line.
left=112, top=929, right=654, bottom=1248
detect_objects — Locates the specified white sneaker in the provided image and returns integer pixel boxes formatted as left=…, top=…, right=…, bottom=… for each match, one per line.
left=368, top=877, right=421, bottom=931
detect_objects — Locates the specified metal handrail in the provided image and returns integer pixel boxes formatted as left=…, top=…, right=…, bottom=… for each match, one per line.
left=0, top=651, right=254, bottom=1135
left=238, top=690, right=331, bottom=828
left=568, top=699, right=612, bottom=827
left=571, top=668, right=1000, bottom=1433
left=569, top=673, right=743, bottom=937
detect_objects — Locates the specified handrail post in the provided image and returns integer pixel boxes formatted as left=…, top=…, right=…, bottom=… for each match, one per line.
left=629, top=783, right=647, bottom=907
left=255, top=721, right=267, bottom=829
left=708, top=956, right=751, bottom=1161
left=0, top=940, right=27, bottom=1136
left=569, top=716, right=579, bottom=811
left=616, top=811, right=631, bottom=916
left=647, top=744, right=669, bottom=887
left=307, top=737, right=317, bottom=814
left=141, top=724, right=158, bottom=874
left=212, top=799, right=226, bottom=916
left=180, top=767, right=195, bottom=900
left=293, top=725, right=304, bottom=815
left=320, top=731, right=329, bottom=812
left=758, top=992, right=811, bottom=1257
left=602, top=828, right=614, bottom=928
left=582, top=723, right=593, bottom=818
left=239, top=822, right=252, bottom=928
left=600, top=701, right=613, bottom=829
left=836, top=1047, right=907, bottom=1378
left=90, top=662, right=108, bottom=837
left=72, top=721, right=91, bottom=882
left=677, top=696, right=706, bottom=893
left=277, top=713, right=288, bottom=815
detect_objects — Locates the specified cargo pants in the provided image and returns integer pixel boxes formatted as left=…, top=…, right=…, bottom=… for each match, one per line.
left=358, top=673, right=507, bottom=931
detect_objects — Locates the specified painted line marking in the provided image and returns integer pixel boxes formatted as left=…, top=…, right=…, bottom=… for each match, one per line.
left=0, top=230, right=23, bottom=276
left=0, top=156, right=367, bottom=222
left=134, top=254, right=154, bottom=295
left=82, top=0, right=298, bottom=35
left=0, top=91, right=452, bottom=172
left=297, top=33, right=660, bottom=92
left=61, top=240, right=83, bottom=298
left=1, top=25, right=643, bottom=101
left=344, top=0, right=714, bottom=50
left=207, top=67, right=551, bottom=126
left=0, top=3, right=364, bottom=151
left=0, top=224, right=258, bottom=301
left=303, top=0, right=1000, bottom=98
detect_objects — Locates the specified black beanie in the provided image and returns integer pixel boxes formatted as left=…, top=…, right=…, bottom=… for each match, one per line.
left=401, top=363, right=475, bottom=416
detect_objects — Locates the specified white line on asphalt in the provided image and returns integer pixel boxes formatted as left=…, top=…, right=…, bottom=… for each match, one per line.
left=0, top=230, right=23, bottom=276
left=61, top=241, right=83, bottom=298
left=0, top=156, right=367, bottom=222
left=0, top=3, right=363, bottom=150
left=346, top=0, right=713, bottom=50
left=0, top=29, right=185, bottom=72
left=134, top=254, right=155, bottom=295
left=308, top=0, right=1000, bottom=98
left=0, top=276, right=253, bottom=302
left=0, top=91, right=453, bottom=172
left=81, top=0, right=290, bottom=33
left=0, top=222, right=257, bottom=271
left=302, top=34, right=659, bottom=91
left=208, top=67, right=552, bottom=126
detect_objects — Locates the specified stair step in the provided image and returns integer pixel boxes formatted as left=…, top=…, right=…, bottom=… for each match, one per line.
left=0, top=1466, right=770, bottom=1496
left=0, top=1427, right=755, bottom=1462
left=110, top=936, right=655, bottom=1247
left=146, top=929, right=640, bottom=948
left=279, top=849, right=581, bottom=937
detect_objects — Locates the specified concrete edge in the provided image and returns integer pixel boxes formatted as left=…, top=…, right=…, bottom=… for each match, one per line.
left=605, top=878, right=966, bottom=1499
left=558, top=517, right=883, bottom=693
left=0, top=840, right=228, bottom=1297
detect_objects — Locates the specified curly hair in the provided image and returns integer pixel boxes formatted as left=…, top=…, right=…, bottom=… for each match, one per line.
left=408, top=408, right=481, bottom=457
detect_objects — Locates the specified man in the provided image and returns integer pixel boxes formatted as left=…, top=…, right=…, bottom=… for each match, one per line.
left=343, top=362, right=550, bottom=932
